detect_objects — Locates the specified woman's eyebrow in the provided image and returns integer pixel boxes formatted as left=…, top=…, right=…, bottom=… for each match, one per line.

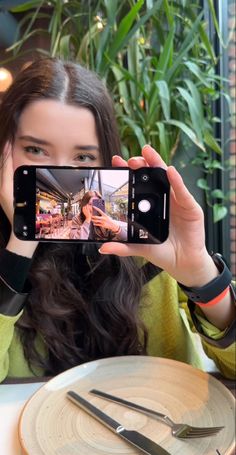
left=18, top=135, right=52, bottom=146
left=18, top=135, right=99, bottom=151
left=74, top=145, right=99, bottom=151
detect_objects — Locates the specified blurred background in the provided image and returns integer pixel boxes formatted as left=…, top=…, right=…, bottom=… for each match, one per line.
left=0, top=0, right=235, bottom=276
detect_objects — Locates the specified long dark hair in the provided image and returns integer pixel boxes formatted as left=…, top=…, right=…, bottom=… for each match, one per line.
left=0, top=58, right=148, bottom=375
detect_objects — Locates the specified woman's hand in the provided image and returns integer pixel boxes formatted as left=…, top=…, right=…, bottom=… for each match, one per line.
left=83, top=204, right=92, bottom=223
left=92, top=207, right=120, bottom=233
left=99, top=145, right=218, bottom=287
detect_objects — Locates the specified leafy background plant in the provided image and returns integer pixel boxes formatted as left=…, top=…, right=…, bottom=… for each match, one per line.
left=2, top=0, right=232, bottom=221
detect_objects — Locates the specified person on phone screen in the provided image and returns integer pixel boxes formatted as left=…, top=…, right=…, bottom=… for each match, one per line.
left=70, top=190, right=127, bottom=241
left=0, top=58, right=235, bottom=383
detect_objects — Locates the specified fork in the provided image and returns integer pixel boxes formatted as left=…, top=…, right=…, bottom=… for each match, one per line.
left=90, top=389, right=224, bottom=439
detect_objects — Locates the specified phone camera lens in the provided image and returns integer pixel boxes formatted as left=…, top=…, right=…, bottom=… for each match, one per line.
left=141, top=174, right=149, bottom=183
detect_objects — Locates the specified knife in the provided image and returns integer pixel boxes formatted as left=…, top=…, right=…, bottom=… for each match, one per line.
left=67, top=390, right=171, bottom=455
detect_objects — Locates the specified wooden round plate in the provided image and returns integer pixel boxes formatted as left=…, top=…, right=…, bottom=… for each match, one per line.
left=19, top=356, right=235, bottom=455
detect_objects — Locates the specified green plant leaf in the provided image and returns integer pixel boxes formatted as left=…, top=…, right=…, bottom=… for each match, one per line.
left=122, top=116, right=147, bottom=149
left=184, top=61, right=211, bottom=88
left=165, top=120, right=205, bottom=151
left=204, top=160, right=224, bottom=171
left=111, top=65, right=133, bottom=116
left=95, top=23, right=112, bottom=73
left=7, top=28, right=48, bottom=53
left=121, top=144, right=130, bottom=160
left=99, top=0, right=163, bottom=74
left=10, top=1, right=43, bottom=12
left=77, top=23, right=100, bottom=64
left=59, top=34, right=77, bottom=59
left=127, top=35, right=141, bottom=102
left=197, top=178, right=210, bottom=190
left=211, top=189, right=225, bottom=199
left=166, top=12, right=204, bottom=83
left=163, top=0, right=174, bottom=28
left=155, top=80, right=170, bottom=121
left=185, top=79, right=204, bottom=119
left=156, top=26, right=174, bottom=78
left=204, top=130, right=222, bottom=154
left=177, top=86, right=203, bottom=143
left=104, top=0, right=119, bottom=23
left=207, top=0, right=226, bottom=47
left=156, top=121, right=170, bottom=163
left=213, top=204, right=228, bottom=223
left=186, top=8, right=216, bottom=63
left=198, top=22, right=216, bottom=63
left=104, top=0, right=144, bottom=62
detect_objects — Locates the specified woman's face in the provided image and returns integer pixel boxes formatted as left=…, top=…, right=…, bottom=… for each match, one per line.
left=12, top=99, right=102, bottom=170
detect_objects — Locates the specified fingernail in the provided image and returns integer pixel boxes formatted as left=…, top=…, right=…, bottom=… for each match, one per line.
left=98, top=248, right=107, bottom=254
left=142, top=144, right=151, bottom=150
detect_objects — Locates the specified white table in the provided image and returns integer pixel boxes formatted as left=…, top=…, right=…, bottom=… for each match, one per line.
left=0, top=382, right=44, bottom=455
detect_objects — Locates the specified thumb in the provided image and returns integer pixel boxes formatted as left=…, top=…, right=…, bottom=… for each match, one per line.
left=99, top=242, right=136, bottom=257
left=99, top=242, right=153, bottom=260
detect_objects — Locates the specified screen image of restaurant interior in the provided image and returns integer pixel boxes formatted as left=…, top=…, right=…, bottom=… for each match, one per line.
left=35, top=168, right=129, bottom=239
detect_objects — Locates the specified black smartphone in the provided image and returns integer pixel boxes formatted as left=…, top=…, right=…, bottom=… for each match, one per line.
left=13, top=166, right=170, bottom=244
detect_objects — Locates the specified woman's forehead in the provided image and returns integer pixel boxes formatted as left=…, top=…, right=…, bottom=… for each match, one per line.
left=17, top=99, right=99, bottom=144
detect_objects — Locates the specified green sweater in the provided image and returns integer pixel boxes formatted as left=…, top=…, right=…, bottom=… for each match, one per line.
left=0, top=271, right=235, bottom=382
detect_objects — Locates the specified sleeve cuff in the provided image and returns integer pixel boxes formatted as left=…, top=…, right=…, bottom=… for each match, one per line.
left=0, top=248, right=32, bottom=292
left=188, top=293, right=236, bottom=349
left=0, top=275, right=28, bottom=316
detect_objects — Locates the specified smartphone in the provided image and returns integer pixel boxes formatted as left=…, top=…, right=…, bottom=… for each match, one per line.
left=92, top=198, right=106, bottom=215
left=13, top=166, right=170, bottom=244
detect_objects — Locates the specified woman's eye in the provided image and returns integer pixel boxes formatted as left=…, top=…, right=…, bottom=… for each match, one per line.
left=74, top=154, right=96, bottom=163
left=24, top=146, right=46, bottom=156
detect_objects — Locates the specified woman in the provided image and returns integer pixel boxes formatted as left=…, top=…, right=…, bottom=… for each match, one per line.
left=70, top=190, right=127, bottom=241
left=0, top=58, right=235, bottom=381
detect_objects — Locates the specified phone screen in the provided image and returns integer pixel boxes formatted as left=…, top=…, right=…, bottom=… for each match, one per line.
left=14, top=166, right=170, bottom=244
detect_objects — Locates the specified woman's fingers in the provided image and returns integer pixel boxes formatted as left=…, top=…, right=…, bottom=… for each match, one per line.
left=112, top=155, right=128, bottom=167
left=92, top=217, right=104, bottom=224
left=92, top=206, right=104, bottom=215
left=127, top=156, right=148, bottom=169
left=167, top=166, right=201, bottom=215
left=113, top=145, right=167, bottom=170
left=141, top=145, right=167, bottom=169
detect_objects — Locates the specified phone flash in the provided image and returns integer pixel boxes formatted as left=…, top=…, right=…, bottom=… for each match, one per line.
left=23, top=170, right=28, bottom=175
